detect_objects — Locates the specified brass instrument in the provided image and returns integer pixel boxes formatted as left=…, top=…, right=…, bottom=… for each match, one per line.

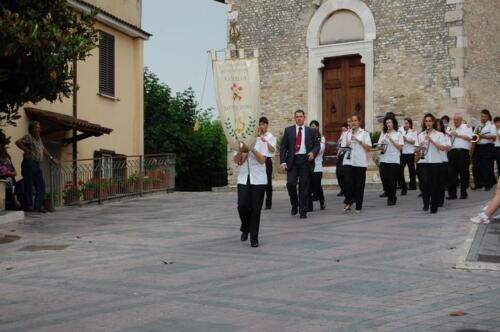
left=379, top=133, right=389, bottom=154
left=416, top=130, right=431, bottom=160
left=470, top=123, right=484, bottom=158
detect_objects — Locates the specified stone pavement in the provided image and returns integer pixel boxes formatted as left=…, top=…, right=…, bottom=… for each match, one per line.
left=1, top=189, right=500, bottom=332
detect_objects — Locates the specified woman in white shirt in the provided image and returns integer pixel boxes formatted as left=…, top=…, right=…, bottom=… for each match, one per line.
left=378, top=116, right=404, bottom=206
left=233, top=140, right=268, bottom=248
left=398, top=118, right=418, bottom=194
left=308, top=120, right=326, bottom=211
left=343, top=114, right=372, bottom=213
left=416, top=113, right=448, bottom=214
left=436, top=118, right=452, bottom=207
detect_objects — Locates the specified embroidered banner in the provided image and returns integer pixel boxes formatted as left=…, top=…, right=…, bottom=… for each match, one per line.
left=211, top=50, right=261, bottom=151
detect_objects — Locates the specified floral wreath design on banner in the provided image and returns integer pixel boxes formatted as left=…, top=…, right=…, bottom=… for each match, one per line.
left=224, top=116, right=256, bottom=140
left=231, top=82, right=243, bottom=102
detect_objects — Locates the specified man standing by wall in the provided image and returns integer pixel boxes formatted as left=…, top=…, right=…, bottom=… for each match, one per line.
left=258, top=117, right=276, bottom=210
left=280, top=110, right=320, bottom=219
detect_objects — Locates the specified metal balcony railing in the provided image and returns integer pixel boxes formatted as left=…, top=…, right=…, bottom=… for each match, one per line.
left=47, top=153, right=175, bottom=208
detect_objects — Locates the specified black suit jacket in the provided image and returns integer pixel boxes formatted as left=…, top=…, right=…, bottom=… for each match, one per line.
left=280, top=125, right=321, bottom=169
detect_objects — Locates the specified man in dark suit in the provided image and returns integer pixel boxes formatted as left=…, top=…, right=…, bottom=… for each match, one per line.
left=280, top=110, right=320, bottom=219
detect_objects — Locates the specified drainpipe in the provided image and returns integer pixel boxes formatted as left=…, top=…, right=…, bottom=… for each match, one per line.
left=72, top=58, right=78, bottom=184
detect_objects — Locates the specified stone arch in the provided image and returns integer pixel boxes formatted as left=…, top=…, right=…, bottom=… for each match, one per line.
left=307, top=0, right=377, bottom=131
left=307, top=0, right=376, bottom=48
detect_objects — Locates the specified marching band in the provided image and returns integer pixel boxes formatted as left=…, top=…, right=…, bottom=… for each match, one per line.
left=235, top=109, right=498, bottom=247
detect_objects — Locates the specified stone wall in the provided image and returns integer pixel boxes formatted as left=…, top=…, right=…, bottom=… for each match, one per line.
left=463, top=0, right=500, bottom=118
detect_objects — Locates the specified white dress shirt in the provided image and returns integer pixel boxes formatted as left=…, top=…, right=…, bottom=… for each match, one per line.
left=451, top=123, right=473, bottom=150
left=295, top=125, right=307, bottom=154
left=237, top=139, right=268, bottom=185
left=339, top=130, right=349, bottom=148
left=416, top=130, right=445, bottom=164
left=378, top=131, right=403, bottom=164
left=478, top=121, right=496, bottom=145
left=314, top=136, right=326, bottom=173
left=343, top=129, right=372, bottom=168
left=402, top=129, right=418, bottom=154
left=259, top=132, right=276, bottom=157
left=440, top=135, right=451, bottom=162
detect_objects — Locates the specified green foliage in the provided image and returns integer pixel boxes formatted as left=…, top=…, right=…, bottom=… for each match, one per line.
left=370, top=131, right=381, bottom=148
left=0, top=0, right=98, bottom=126
left=144, top=68, right=227, bottom=191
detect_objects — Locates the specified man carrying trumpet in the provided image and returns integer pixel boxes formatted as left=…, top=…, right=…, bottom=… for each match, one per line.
left=447, top=113, right=473, bottom=200
left=472, top=109, right=497, bottom=191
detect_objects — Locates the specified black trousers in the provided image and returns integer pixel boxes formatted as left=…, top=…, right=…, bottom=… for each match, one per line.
left=343, top=166, right=366, bottom=210
left=419, top=163, right=441, bottom=212
left=286, top=155, right=312, bottom=214
left=473, top=143, right=497, bottom=188
left=237, top=178, right=266, bottom=240
left=447, top=149, right=470, bottom=197
left=495, top=147, right=500, bottom=178
left=398, top=154, right=417, bottom=190
left=308, top=172, right=324, bottom=210
left=336, top=152, right=345, bottom=192
left=437, top=162, right=448, bottom=204
left=380, top=162, right=399, bottom=202
left=264, top=157, right=273, bottom=207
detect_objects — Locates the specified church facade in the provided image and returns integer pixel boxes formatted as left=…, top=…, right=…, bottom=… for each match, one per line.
left=215, top=0, right=499, bottom=142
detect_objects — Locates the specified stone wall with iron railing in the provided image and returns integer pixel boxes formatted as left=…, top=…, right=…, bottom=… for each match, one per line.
left=47, top=154, right=175, bottom=209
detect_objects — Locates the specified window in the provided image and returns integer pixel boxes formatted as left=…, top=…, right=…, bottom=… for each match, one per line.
left=99, top=31, right=115, bottom=96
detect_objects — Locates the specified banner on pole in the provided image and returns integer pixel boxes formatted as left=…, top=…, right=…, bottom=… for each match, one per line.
left=211, top=50, right=261, bottom=151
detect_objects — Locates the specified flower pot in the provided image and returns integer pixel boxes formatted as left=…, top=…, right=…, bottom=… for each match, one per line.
left=63, top=196, right=80, bottom=205
left=43, top=198, right=55, bottom=212
left=83, top=188, right=95, bottom=201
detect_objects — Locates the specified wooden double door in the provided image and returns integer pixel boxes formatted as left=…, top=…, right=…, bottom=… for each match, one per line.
left=322, top=55, right=365, bottom=165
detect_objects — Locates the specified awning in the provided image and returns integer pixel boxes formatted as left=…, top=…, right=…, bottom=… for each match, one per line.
left=24, top=107, right=113, bottom=145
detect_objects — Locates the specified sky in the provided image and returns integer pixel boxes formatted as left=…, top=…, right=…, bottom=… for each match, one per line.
left=142, top=0, right=227, bottom=112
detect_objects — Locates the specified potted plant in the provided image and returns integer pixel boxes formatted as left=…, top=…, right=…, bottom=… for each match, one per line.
left=93, top=177, right=109, bottom=199
left=143, top=175, right=153, bottom=191
left=82, top=179, right=96, bottom=201
left=127, top=173, right=140, bottom=193
left=43, top=191, right=58, bottom=212
left=108, top=177, right=119, bottom=196
left=63, top=181, right=82, bottom=205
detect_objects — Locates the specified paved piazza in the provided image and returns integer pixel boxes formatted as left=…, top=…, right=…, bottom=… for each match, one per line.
left=1, top=189, right=500, bottom=332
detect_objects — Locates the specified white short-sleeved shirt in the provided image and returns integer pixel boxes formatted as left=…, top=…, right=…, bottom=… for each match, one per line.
left=495, top=127, right=500, bottom=148
left=259, top=132, right=276, bottom=157
left=416, top=130, right=445, bottom=164
left=378, top=131, right=403, bottom=164
left=237, top=139, right=268, bottom=185
left=451, top=123, right=473, bottom=150
left=440, top=134, right=451, bottom=162
left=314, top=136, right=326, bottom=173
left=402, top=129, right=418, bottom=154
left=478, top=121, right=496, bottom=145
left=343, top=129, right=372, bottom=168
left=339, top=130, right=349, bottom=148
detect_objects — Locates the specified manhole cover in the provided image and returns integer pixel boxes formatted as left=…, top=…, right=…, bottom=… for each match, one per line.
left=0, top=234, right=20, bottom=244
left=18, top=245, right=69, bottom=252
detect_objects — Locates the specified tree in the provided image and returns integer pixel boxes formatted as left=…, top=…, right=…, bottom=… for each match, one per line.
left=144, top=68, right=227, bottom=191
left=0, top=0, right=98, bottom=127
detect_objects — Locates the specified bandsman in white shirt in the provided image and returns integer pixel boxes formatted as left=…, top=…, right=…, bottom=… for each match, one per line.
left=447, top=113, right=473, bottom=199
left=233, top=139, right=268, bottom=248
left=308, top=120, right=326, bottom=211
left=494, top=116, right=500, bottom=179
left=258, top=117, right=276, bottom=210
left=415, top=113, right=449, bottom=214
left=398, top=118, right=418, bottom=194
left=336, top=117, right=352, bottom=197
left=342, top=114, right=372, bottom=213
left=472, top=109, right=497, bottom=191
left=377, top=116, right=403, bottom=206
left=436, top=118, right=452, bottom=207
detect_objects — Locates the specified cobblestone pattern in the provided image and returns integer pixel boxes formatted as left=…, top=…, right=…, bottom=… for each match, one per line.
left=463, top=0, right=500, bottom=116
left=1, top=190, right=500, bottom=331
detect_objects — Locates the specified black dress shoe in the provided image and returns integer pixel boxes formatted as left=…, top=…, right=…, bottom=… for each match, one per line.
left=320, top=202, right=325, bottom=210
left=418, top=193, right=422, bottom=198
left=387, top=199, right=396, bottom=206
left=438, top=203, right=444, bottom=207
left=264, top=205, right=272, bottom=210
left=422, top=206, right=429, bottom=211
left=241, top=232, right=249, bottom=242
left=409, top=186, right=417, bottom=190
left=291, top=206, right=298, bottom=216
left=446, top=196, right=457, bottom=200
left=379, top=193, right=388, bottom=198
left=471, top=186, right=483, bottom=190
left=430, top=208, right=438, bottom=214
left=401, top=190, right=407, bottom=196
left=485, top=187, right=492, bottom=191
left=337, top=191, right=344, bottom=197
left=299, top=213, right=307, bottom=219
left=460, top=194, right=468, bottom=199
left=251, top=240, right=259, bottom=248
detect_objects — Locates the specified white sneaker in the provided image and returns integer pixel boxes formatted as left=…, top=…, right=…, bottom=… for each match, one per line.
left=470, top=212, right=491, bottom=224
left=355, top=210, right=361, bottom=214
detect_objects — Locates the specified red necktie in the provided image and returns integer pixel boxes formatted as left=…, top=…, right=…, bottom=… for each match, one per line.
left=295, top=127, right=302, bottom=152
